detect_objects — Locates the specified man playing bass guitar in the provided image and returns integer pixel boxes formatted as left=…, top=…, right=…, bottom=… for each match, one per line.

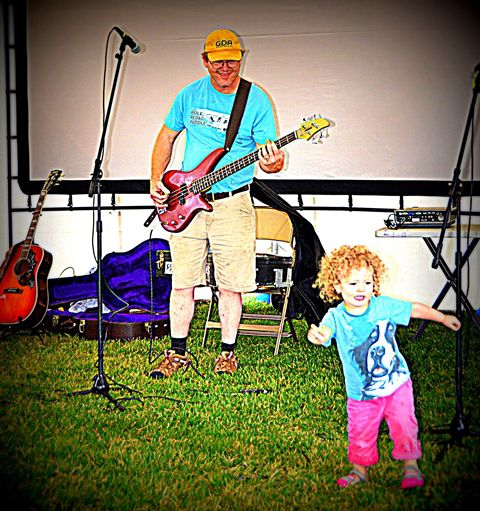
left=150, top=28, right=285, bottom=377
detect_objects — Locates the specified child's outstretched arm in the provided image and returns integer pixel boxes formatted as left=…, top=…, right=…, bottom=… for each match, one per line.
left=307, top=324, right=332, bottom=345
left=411, top=302, right=461, bottom=331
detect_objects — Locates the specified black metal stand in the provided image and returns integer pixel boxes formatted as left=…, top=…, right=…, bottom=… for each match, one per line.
left=68, top=34, right=140, bottom=411
left=414, top=236, right=480, bottom=341
left=429, top=64, right=480, bottom=458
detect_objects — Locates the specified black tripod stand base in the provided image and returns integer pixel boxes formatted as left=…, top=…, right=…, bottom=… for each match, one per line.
left=429, top=413, right=480, bottom=462
left=67, top=373, right=142, bottom=411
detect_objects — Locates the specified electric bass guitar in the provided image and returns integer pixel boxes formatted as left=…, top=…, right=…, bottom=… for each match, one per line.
left=0, top=169, right=62, bottom=328
left=155, top=116, right=330, bottom=233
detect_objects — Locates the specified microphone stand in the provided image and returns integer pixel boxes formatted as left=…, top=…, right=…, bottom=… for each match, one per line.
left=429, top=64, right=479, bottom=458
left=68, top=36, right=141, bottom=411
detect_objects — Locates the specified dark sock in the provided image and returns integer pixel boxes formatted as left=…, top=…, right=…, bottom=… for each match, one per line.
left=221, top=342, right=235, bottom=353
left=171, top=337, right=187, bottom=356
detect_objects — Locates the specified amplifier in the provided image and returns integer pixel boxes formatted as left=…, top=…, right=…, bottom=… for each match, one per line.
left=386, top=206, right=456, bottom=229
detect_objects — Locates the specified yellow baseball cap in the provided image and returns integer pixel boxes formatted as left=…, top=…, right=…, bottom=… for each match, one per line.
left=203, top=29, right=244, bottom=62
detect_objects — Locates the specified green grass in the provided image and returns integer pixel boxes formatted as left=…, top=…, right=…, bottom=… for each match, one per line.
left=1, top=302, right=480, bottom=510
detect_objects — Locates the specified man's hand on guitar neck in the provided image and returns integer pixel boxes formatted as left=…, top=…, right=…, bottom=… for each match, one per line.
left=258, top=140, right=285, bottom=174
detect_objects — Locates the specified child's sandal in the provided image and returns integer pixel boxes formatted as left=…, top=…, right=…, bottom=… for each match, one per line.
left=401, top=466, right=424, bottom=489
left=337, top=468, right=367, bottom=488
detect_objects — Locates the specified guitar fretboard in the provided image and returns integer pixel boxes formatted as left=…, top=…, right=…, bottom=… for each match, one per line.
left=20, top=190, right=47, bottom=261
left=18, top=170, right=62, bottom=262
left=192, top=131, right=298, bottom=193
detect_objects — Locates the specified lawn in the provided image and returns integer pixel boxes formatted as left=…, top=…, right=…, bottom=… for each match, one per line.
left=1, top=302, right=479, bottom=510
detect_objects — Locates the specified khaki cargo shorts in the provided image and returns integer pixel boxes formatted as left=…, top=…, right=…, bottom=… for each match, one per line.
left=168, top=191, right=256, bottom=292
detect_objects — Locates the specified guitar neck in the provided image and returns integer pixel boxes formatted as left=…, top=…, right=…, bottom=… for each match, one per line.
left=194, top=131, right=298, bottom=191
left=12, top=170, right=62, bottom=263
left=20, top=190, right=47, bottom=260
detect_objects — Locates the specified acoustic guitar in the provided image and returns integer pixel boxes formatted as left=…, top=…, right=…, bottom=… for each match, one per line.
left=155, top=116, right=330, bottom=233
left=0, top=169, right=62, bottom=328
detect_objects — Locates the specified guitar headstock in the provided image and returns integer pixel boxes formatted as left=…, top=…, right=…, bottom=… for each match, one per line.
left=297, top=115, right=330, bottom=143
left=42, top=169, right=64, bottom=193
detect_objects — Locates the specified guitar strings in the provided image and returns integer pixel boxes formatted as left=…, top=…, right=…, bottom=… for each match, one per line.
left=159, top=132, right=298, bottom=209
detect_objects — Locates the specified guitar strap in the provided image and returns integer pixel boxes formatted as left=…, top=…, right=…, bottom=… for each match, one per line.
left=224, top=78, right=252, bottom=152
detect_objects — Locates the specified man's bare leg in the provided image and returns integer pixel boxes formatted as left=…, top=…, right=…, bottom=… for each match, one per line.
left=218, top=288, right=242, bottom=343
left=169, top=287, right=196, bottom=338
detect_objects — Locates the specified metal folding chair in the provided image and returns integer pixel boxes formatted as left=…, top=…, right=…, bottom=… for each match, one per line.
left=202, top=206, right=297, bottom=355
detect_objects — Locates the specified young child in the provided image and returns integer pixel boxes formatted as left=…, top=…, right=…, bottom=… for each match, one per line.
left=307, top=245, right=461, bottom=489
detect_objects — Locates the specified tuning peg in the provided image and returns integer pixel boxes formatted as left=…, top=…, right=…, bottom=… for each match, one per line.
left=303, top=114, right=321, bottom=122
left=311, top=128, right=329, bottom=144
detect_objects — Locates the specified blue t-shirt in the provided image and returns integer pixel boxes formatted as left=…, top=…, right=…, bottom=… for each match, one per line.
left=320, top=295, right=413, bottom=400
left=164, top=76, right=278, bottom=193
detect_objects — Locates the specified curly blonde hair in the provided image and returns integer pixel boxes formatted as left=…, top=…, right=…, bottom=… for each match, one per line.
left=314, top=245, right=387, bottom=303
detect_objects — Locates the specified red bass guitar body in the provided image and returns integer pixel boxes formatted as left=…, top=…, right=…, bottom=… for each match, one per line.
left=158, top=148, right=226, bottom=233
left=0, top=243, right=53, bottom=328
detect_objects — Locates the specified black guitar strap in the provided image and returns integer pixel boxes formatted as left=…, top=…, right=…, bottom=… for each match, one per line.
left=224, top=78, right=252, bottom=152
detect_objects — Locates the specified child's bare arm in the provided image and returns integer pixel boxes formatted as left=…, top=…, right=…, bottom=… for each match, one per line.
left=307, top=324, right=332, bottom=345
left=411, top=302, right=461, bottom=331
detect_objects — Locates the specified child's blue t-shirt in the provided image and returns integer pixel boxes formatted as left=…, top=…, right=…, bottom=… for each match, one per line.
left=320, top=295, right=413, bottom=400
left=164, top=76, right=278, bottom=194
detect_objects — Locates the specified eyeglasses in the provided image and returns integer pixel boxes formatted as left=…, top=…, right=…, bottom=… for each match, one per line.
left=208, top=59, right=241, bottom=69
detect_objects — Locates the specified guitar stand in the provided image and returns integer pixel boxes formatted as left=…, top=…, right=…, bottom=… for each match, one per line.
left=0, top=324, right=48, bottom=343
left=428, top=64, right=480, bottom=461
left=0, top=325, right=20, bottom=341
left=67, top=31, right=141, bottom=411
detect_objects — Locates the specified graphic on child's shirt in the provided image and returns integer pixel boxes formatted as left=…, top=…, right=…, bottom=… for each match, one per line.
left=352, top=319, right=408, bottom=399
left=189, top=108, right=229, bottom=132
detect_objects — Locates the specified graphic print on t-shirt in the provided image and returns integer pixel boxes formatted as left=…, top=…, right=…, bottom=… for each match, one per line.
left=189, top=108, right=229, bottom=132
left=352, top=319, right=409, bottom=399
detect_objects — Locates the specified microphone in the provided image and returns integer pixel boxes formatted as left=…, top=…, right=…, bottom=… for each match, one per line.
left=113, top=26, right=142, bottom=54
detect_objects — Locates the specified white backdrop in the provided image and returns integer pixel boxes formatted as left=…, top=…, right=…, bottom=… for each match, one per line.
left=1, top=0, right=478, bottom=312
left=26, top=0, right=480, bottom=183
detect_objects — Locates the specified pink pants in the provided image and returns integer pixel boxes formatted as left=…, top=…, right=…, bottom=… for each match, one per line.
left=346, top=379, right=422, bottom=467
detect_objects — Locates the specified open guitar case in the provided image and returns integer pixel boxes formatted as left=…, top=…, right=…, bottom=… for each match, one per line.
left=41, top=238, right=171, bottom=340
